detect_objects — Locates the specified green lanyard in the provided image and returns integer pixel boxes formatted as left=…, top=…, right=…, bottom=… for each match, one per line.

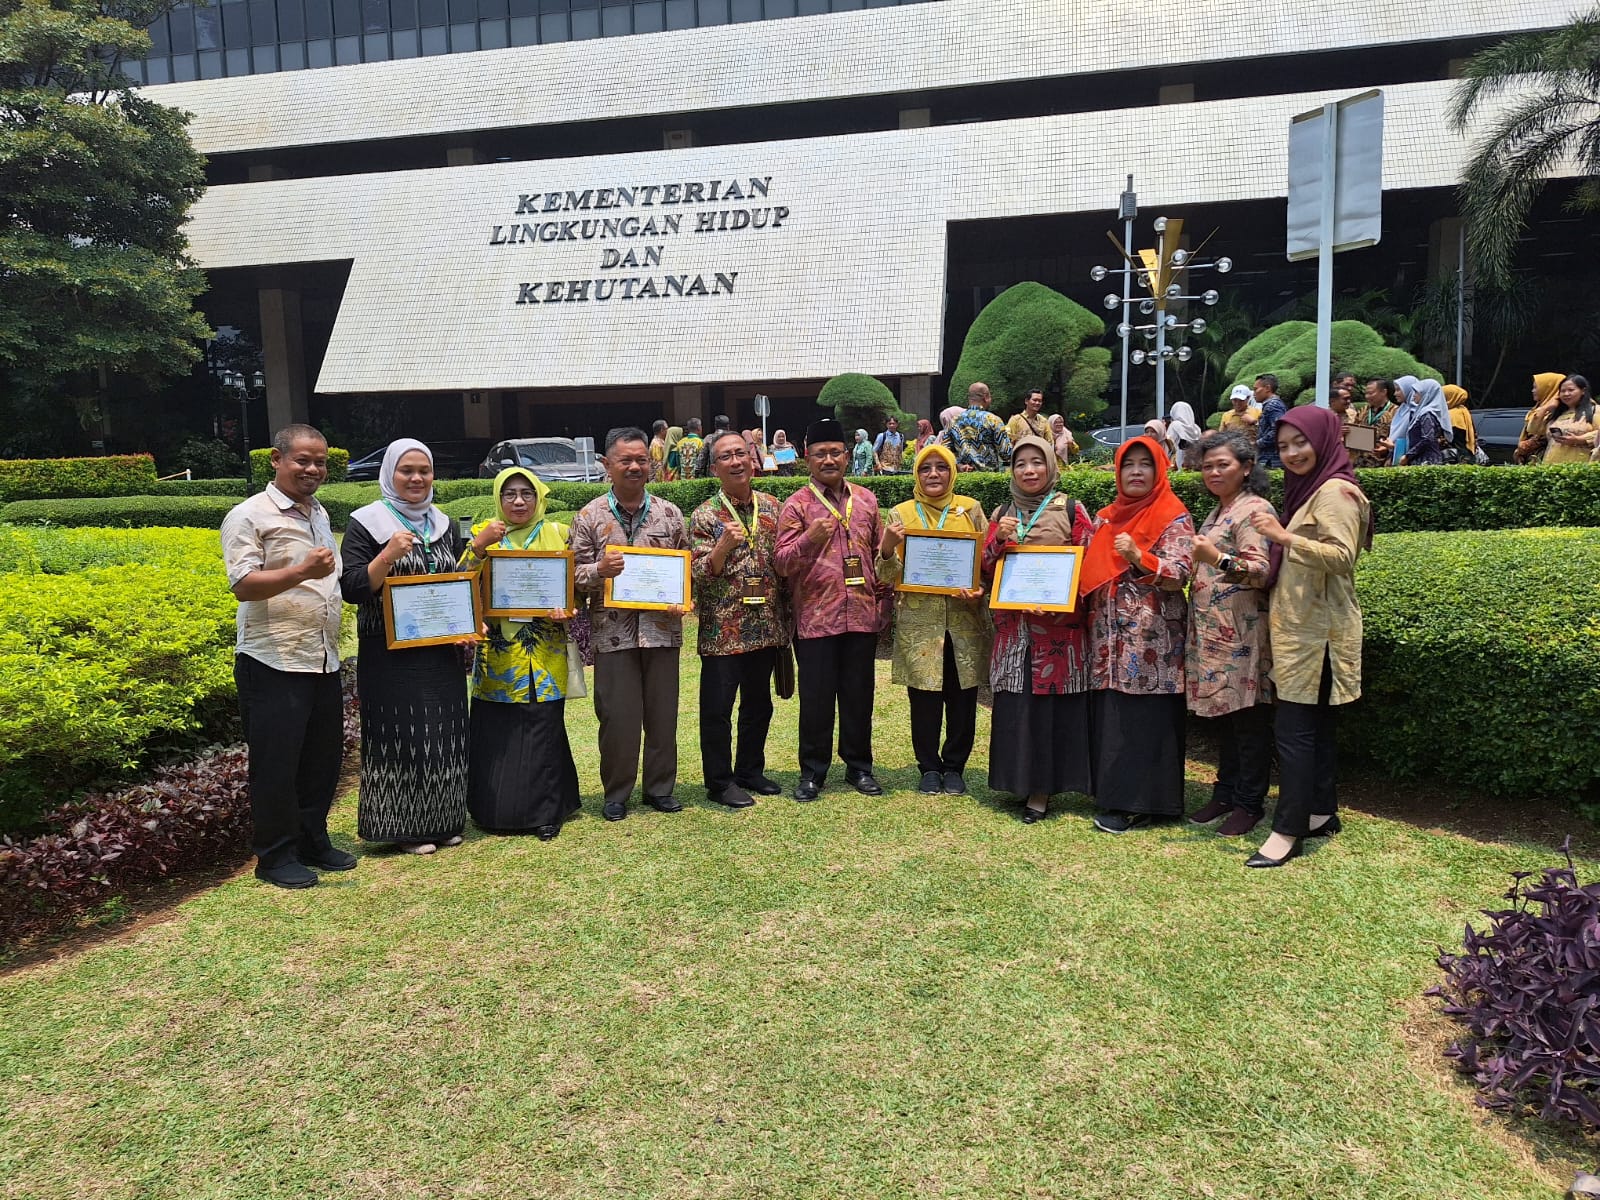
left=913, top=501, right=951, bottom=531
left=718, top=491, right=760, bottom=541
left=1014, top=492, right=1056, bottom=543
left=808, top=482, right=853, bottom=529
left=606, top=491, right=651, bottom=545
left=382, top=500, right=439, bottom=571
left=498, top=520, right=545, bottom=550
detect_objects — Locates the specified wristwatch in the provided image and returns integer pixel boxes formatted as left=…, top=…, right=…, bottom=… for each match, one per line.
left=1216, top=553, right=1236, bottom=576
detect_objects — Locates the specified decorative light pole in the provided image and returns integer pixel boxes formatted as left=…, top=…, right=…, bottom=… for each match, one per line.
left=1092, top=215, right=1232, bottom=427
left=220, top=368, right=266, bottom=495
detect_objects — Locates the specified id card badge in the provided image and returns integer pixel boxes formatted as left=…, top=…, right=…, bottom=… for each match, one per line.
left=843, top=554, right=867, bottom=587
left=740, top=575, right=767, bottom=605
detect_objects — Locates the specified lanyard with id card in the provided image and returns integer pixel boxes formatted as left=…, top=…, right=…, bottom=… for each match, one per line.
left=810, top=483, right=868, bottom=588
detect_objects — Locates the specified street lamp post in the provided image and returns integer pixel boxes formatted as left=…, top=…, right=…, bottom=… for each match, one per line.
left=1117, top=176, right=1136, bottom=442
left=220, top=368, right=266, bottom=495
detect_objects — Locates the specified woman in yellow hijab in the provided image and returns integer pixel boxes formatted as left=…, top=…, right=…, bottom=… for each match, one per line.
left=460, top=466, right=580, bottom=840
left=876, top=442, right=992, bottom=795
left=1516, top=372, right=1567, bottom=463
left=1443, top=384, right=1476, bottom=456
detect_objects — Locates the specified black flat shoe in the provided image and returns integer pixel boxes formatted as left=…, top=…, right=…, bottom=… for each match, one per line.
left=643, top=794, right=683, bottom=813
left=534, top=824, right=559, bottom=842
left=738, top=775, right=783, bottom=796
left=1305, top=814, right=1342, bottom=839
left=1245, top=842, right=1303, bottom=869
left=1021, top=804, right=1046, bottom=825
left=942, top=771, right=968, bottom=795
left=255, top=860, right=317, bottom=889
left=709, top=785, right=756, bottom=809
left=793, top=779, right=821, bottom=802
left=918, top=770, right=943, bottom=794
left=602, top=800, right=627, bottom=822
left=298, top=844, right=357, bottom=872
left=846, top=771, right=884, bottom=796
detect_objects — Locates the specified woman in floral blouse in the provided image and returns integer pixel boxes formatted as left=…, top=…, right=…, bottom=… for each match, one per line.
left=1184, top=430, right=1275, bottom=837
left=458, top=467, right=580, bottom=841
left=981, top=436, right=1095, bottom=824
left=1084, top=436, right=1194, bottom=833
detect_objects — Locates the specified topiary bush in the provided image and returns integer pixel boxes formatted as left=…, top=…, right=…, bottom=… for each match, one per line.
left=1430, top=851, right=1600, bottom=1127
left=1356, top=526, right=1600, bottom=799
left=949, top=282, right=1111, bottom=426
left=1220, top=320, right=1443, bottom=411
left=817, top=373, right=912, bottom=439
left=249, top=446, right=349, bottom=486
left=0, top=454, right=159, bottom=502
left=0, top=495, right=240, bottom=529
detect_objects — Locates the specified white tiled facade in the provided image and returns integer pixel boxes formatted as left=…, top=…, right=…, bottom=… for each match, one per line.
left=157, top=0, right=1578, bottom=394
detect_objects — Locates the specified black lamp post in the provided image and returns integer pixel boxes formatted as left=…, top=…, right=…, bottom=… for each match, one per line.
left=221, top=368, right=266, bottom=495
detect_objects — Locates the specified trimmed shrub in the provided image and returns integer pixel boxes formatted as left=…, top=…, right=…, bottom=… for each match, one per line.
left=147, top=479, right=248, bottom=497
left=0, top=495, right=240, bottom=529
left=1220, top=320, right=1442, bottom=410
left=817, top=373, right=913, bottom=438
left=1356, top=527, right=1600, bottom=799
left=949, top=282, right=1111, bottom=426
left=0, top=454, right=159, bottom=502
left=249, top=445, right=350, bottom=486
left=1431, top=853, right=1600, bottom=1127
left=0, top=526, right=222, bottom=574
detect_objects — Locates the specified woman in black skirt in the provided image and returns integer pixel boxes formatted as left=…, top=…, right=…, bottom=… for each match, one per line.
left=341, top=438, right=495, bottom=854
left=458, top=467, right=581, bottom=840
left=981, top=435, right=1096, bottom=823
left=1082, top=435, right=1194, bottom=833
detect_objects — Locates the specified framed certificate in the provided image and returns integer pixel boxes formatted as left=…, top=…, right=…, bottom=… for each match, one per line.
left=603, top=546, right=692, bottom=611
left=383, top=571, right=483, bottom=648
left=483, top=549, right=574, bottom=618
left=990, top=545, right=1085, bottom=614
left=1343, top=423, right=1378, bottom=454
left=897, top=528, right=982, bottom=595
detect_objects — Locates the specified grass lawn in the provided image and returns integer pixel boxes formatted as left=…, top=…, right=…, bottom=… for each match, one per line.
left=1, top=640, right=1594, bottom=1199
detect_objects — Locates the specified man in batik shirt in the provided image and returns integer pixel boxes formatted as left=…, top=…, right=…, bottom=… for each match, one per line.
left=942, top=381, right=1013, bottom=472
left=688, top=429, right=790, bottom=808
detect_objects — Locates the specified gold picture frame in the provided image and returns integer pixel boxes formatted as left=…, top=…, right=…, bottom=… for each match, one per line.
left=602, top=545, right=692, bottom=611
left=482, top=549, right=575, bottom=619
left=382, top=571, right=483, bottom=649
left=989, top=545, right=1085, bottom=614
left=896, top=528, right=983, bottom=595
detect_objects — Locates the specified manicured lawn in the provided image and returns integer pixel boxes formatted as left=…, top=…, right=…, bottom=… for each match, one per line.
left=0, top=645, right=1591, bottom=1199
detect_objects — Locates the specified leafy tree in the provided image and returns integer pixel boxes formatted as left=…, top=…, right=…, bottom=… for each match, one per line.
left=1449, top=7, right=1600, bottom=286
left=1220, top=320, right=1443, bottom=410
left=0, top=0, right=211, bottom=443
left=949, top=282, right=1111, bottom=426
left=816, top=373, right=912, bottom=439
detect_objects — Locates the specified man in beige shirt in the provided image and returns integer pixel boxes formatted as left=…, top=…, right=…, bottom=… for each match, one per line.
left=1005, top=388, right=1051, bottom=445
left=220, top=424, right=353, bottom=889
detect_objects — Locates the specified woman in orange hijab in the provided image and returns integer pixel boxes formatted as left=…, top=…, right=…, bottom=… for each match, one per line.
left=1085, top=436, right=1195, bottom=833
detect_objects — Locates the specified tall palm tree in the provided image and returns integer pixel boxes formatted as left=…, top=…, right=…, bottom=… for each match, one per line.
left=1449, top=7, right=1600, bottom=286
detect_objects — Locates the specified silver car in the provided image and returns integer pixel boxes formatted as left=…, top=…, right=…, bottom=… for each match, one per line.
left=478, top=437, right=605, bottom=482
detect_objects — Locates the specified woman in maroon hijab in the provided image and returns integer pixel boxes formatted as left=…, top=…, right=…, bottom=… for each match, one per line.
left=1246, top=406, right=1373, bottom=868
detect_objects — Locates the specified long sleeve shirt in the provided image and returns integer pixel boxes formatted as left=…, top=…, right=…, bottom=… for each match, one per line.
left=1256, top=397, right=1288, bottom=467
left=688, top=490, right=790, bottom=656
left=941, top=406, right=1013, bottom=472
left=1087, top=514, right=1194, bottom=695
left=774, top=481, right=884, bottom=640
left=1269, top=480, right=1368, bottom=705
left=569, top=491, right=688, bottom=652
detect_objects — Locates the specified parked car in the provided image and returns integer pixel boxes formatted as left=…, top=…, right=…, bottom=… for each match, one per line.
left=478, top=437, right=605, bottom=483
left=1087, top=423, right=1148, bottom=449
left=1468, top=408, right=1527, bottom=465
left=345, top=439, right=491, bottom=481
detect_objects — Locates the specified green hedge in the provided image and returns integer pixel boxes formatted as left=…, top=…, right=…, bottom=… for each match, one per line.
left=0, top=532, right=238, bottom=832
left=0, top=454, right=159, bottom=502
left=1356, top=527, right=1600, bottom=799
left=148, top=479, right=250, bottom=497
left=249, top=446, right=350, bottom=486
left=0, top=495, right=240, bottom=529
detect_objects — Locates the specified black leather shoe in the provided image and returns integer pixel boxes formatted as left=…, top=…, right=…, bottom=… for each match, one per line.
left=298, top=842, right=357, bottom=872
left=1245, top=841, right=1303, bottom=869
left=918, top=770, right=943, bottom=794
left=1305, top=814, right=1342, bottom=839
left=846, top=771, right=884, bottom=796
left=1020, top=804, right=1046, bottom=825
left=602, top=800, right=627, bottom=822
left=942, top=771, right=967, bottom=795
left=255, top=859, right=317, bottom=889
left=793, top=779, right=821, bottom=802
left=534, top=824, right=559, bottom=842
left=644, top=794, right=683, bottom=813
left=709, top=785, right=756, bottom=809
left=738, top=775, right=783, bottom=796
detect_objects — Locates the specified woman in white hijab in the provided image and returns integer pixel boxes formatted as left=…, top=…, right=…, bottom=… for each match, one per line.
left=1166, top=402, right=1204, bottom=469
left=341, top=439, right=500, bottom=855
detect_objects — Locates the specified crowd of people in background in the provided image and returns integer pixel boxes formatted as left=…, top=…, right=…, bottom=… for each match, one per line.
left=225, top=394, right=1375, bottom=890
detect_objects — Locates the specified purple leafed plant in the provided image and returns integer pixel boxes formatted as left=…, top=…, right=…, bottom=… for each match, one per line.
left=1430, top=843, right=1600, bottom=1129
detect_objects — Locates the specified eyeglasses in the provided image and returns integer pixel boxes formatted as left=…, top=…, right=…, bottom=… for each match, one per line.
left=712, top=448, right=749, bottom=464
left=501, top=490, right=537, bottom=501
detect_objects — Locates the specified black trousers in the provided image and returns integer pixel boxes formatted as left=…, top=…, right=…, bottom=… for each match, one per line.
left=1213, top=703, right=1273, bottom=815
left=234, top=654, right=345, bottom=865
left=1272, top=657, right=1338, bottom=837
left=794, top=632, right=876, bottom=783
left=907, top=636, right=977, bottom=773
left=699, top=647, right=777, bottom=795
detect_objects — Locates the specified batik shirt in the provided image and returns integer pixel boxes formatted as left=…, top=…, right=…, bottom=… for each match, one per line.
left=689, top=490, right=790, bottom=656
left=774, top=481, right=884, bottom=640
left=678, top=435, right=705, bottom=480
left=569, top=492, right=689, bottom=652
left=1185, top=495, right=1273, bottom=718
left=1087, top=514, right=1194, bottom=695
left=460, top=517, right=571, bottom=704
left=942, top=406, right=1014, bottom=472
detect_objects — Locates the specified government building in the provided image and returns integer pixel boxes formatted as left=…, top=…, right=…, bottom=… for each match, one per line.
left=137, top=0, right=1592, bottom=446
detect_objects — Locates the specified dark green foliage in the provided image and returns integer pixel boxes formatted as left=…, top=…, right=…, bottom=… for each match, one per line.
left=248, top=446, right=351, bottom=486
left=816, top=373, right=912, bottom=438
left=1220, top=321, right=1443, bottom=409
left=0, top=495, right=238, bottom=528
left=949, top=282, right=1110, bottom=425
left=146, top=479, right=249, bottom=497
left=173, top=438, right=244, bottom=480
left=0, top=453, right=158, bottom=501
left=1358, top=526, right=1600, bottom=799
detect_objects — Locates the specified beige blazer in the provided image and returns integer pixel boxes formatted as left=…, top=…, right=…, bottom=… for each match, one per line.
left=1268, top=480, right=1369, bottom=706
